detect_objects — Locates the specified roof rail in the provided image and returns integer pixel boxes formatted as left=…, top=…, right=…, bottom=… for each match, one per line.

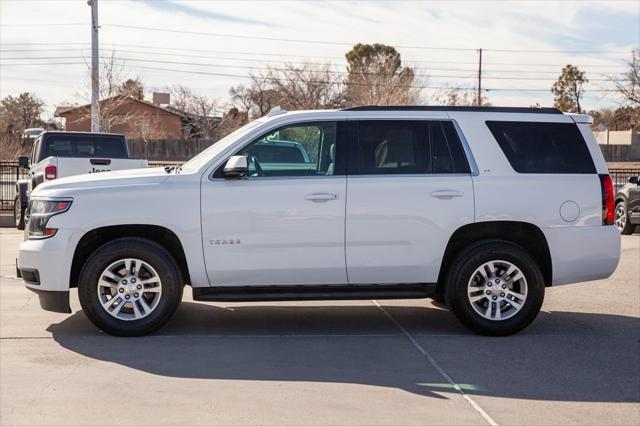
left=267, top=106, right=287, bottom=117
left=342, top=106, right=563, bottom=114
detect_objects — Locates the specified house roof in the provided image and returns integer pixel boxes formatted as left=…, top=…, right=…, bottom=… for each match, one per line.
left=54, top=95, right=187, bottom=118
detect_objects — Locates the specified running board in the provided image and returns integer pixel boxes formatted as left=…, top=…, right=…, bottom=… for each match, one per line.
left=192, top=283, right=437, bottom=302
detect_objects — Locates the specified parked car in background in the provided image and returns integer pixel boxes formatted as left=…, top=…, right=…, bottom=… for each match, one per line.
left=615, top=175, right=640, bottom=234
left=16, top=106, right=621, bottom=337
left=22, top=128, right=44, bottom=140
left=14, top=131, right=147, bottom=229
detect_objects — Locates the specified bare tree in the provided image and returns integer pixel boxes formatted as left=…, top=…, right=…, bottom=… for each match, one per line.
left=165, top=85, right=219, bottom=138
left=217, top=107, right=249, bottom=137
left=229, top=63, right=344, bottom=120
left=229, top=75, right=278, bottom=119
left=72, top=51, right=144, bottom=132
left=433, top=87, right=490, bottom=106
left=128, top=111, right=165, bottom=158
left=610, top=49, right=640, bottom=106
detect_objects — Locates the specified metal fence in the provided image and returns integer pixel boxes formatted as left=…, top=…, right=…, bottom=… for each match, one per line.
left=609, top=168, right=640, bottom=190
left=0, top=160, right=638, bottom=211
left=0, top=162, right=28, bottom=210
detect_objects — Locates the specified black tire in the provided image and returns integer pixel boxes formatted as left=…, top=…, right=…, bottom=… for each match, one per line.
left=444, top=240, right=544, bottom=336
left=615, top=201, right=635, bottom=235
left=14, top=195, right=25, bottom=230
left=78, top=237, right=184, bottom=336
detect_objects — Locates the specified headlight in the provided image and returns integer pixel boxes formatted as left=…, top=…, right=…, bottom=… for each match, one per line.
left=27, top=199, right=72, bottom=239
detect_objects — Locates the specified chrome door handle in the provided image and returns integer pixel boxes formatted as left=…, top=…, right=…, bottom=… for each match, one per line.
left=305, top=193, right=338, bottom=202
left=430, top=190, right=464, bottom=199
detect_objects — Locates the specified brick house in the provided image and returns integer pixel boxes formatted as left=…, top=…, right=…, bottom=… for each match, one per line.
left=54, top=95, right=189, bottom=139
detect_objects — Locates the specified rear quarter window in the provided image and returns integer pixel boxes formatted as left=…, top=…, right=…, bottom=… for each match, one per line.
left=486, top=121, right=596, bottom=174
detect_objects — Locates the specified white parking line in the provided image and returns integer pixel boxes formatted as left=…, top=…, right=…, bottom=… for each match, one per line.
left=373, top=300, right=498, bottom=426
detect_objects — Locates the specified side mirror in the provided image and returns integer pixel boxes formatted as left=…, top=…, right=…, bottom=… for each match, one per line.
left=629, top=176, right=639, bottom=185
left=223, top=155, right=248, bottom=178
left=18, top=156, right=29, bottom=168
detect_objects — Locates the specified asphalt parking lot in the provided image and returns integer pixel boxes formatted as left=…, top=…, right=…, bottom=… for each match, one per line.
left=0, top=228, right=638, bottom=426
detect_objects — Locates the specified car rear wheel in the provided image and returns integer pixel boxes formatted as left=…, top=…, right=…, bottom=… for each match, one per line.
left=14, top=195, right=25, bottom=230
left=78, top=237, right=183, bottom=336
left=615, top=201, right=635, bottom=235
left=445, top=241, right=544, bottom=336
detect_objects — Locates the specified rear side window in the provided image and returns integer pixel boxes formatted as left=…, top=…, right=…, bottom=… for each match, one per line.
left=355, top=121, right=428, bottom=174
left=429, top=121, right=471, bottom=174
left=486, top=121, right=595, bottom=174
left=43, top=135, right=128, bottom=159
left=351, top=120, right=470, bottom=175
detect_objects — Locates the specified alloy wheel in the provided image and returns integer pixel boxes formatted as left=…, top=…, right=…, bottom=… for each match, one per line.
left=615, top=203, right=627, bottom=231
left=467, top=260, right=528, bottom=321
left=97, top=258, right=162, bottom=321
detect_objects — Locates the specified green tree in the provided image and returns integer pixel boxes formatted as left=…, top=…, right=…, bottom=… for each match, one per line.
left=344, top=43, right=419, bottom=106
left=551, top=65, right=588, bottom=113
left=0, top=92, right=45, bottom=134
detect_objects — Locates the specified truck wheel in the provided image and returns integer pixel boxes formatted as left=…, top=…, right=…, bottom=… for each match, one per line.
left=615, top=201, right=635, bottom=235
left=14, top=195, right=25, bottom=230
left=78, top=237, right=183, bottom=336
left=445, top=241, right=544, bottom=336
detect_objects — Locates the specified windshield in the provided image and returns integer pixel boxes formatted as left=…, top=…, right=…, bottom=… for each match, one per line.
left=180, top=120, right=263, bottom=172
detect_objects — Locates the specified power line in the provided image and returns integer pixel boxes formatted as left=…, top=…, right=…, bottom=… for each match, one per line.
left=0, top=53, right=628, bottom=78
left=0, top=47, right=627, bottom=72
left=0, top=43, right=629, bottom=69
left=0, top=23, right=86, bottom=27
left=102, top=23, right=631, bottom=55
left=1, top=60, right=622, bottom=92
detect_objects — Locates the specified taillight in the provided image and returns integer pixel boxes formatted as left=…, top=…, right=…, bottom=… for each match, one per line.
left=44, top=165, right=57, bottom=180
left=599, top=174, right=614, bottom=225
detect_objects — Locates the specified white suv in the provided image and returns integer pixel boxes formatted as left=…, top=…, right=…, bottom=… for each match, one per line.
left=17, top=106, right=621, bottom=336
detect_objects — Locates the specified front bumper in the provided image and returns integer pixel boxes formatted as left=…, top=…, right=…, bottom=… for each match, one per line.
left=26, top=287, right=71, bottom=313
left=17, top=228, right=82, bottom=313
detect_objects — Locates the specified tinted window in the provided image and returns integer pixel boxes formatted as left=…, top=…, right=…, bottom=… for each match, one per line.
left=352, top=121, right=470, bottom=175
left=232, top=122, right=337, bottom=177
left=429, top=121, right=471, bottom=174
left=245, top=144, right=306, bottom=163
left=486, top=121, right=596, bottom=174
left=355, top=121, right=428, bottom=174
left=43, top=135, right=128, bottom=159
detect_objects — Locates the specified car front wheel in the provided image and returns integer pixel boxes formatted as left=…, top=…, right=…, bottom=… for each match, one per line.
left=615, top=201, right=635, bottom=235
left=445, top=241, right=544, bottom=336
left=78, top=237, right=183, bottom=336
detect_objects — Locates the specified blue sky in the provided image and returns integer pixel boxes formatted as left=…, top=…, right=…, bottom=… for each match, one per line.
left=1, top=0, right=638, bottom=117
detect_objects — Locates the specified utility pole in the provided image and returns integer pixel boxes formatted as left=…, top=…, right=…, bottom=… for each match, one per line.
left=477, top=48, right=483, bottom=106
left=89, top=0, right=100, bottom=132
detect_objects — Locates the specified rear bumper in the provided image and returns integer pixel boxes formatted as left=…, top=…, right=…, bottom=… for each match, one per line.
left=544, top=225, right=621, bottom=285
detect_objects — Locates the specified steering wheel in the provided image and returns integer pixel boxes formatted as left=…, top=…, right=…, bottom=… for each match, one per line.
left=250, top=155, right=263, bottom=177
